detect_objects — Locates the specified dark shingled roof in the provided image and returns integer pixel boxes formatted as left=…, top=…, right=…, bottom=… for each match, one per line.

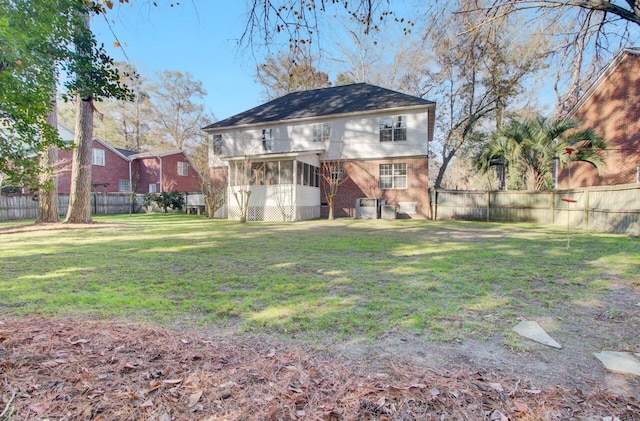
left=115, top=148, right=138, bottom=157
left=204, top=83, right=434, bottom=130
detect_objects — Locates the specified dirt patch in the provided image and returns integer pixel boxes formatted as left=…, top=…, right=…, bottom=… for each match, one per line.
left=1, top=316, right=638, bottom=420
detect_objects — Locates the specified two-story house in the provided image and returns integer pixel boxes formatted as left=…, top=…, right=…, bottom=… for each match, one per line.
left=57, top=123, right=203, bottom=195
left=203, top=83, right=435, bottom=221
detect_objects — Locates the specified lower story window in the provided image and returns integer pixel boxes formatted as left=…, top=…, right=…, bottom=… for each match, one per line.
left=118, top=180, right=131, bottom=192
left=149, top=184, right=158, bottom=193
left=380, top=163, right=407, bottom=189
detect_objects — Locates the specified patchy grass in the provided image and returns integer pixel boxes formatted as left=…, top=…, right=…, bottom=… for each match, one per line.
left=1, top=214, right=638, bottom=342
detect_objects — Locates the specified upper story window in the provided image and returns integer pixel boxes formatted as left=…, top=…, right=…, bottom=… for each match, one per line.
left=379, top=163, right=407, bottom=189
left=92, top=148, right=105, bottom=166
left=313, top=123, right=331, bottom=142
left=379, top=115, right=407, bottom=142
left=262, top=129, right=272, bottom=151
left=177, top=161, right=188, bottom=176
left=212, top=134, right=222, bottom=155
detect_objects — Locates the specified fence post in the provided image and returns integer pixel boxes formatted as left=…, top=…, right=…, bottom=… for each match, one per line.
left=434, top=189, right=438, bottom=221
left=551, top=190, right=555, bottom=224
left=584, top=187, right=590, bottom=230
left=486, top=190, right=491, bottom=222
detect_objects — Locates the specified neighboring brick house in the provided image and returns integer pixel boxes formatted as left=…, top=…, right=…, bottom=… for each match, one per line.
left=559, top=48, right=640, bottom=188
left=203, top=83, right=435, bottom=221
left=58, top=124, right=202, bottom=194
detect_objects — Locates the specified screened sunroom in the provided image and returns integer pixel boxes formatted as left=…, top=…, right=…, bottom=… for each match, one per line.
left=225, top=151, right=323, bottom=221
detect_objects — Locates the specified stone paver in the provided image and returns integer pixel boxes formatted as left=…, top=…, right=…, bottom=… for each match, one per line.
left=512, top=320, right=562, bottom=349
left=593, top=351, right=640, bottom=376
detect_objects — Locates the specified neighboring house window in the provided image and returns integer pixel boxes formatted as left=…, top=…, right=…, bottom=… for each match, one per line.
left=637, top=166, right=640, bottom=183
left=118, top=180, right=131, bottom=192
left=149, top=184, right=157, bottom=193
left=262, top=129, right=272, bottom=151
left=380, top=163, right=407, bottom=189
left=379, top=116, right=407, bottom=142
left=212, top=134, right=222, bottom=155
left=177, top=161, right=188, bottom=176
left=313, top=123, right=331, bottom=142
left=92, top=148, right=105, bottom=166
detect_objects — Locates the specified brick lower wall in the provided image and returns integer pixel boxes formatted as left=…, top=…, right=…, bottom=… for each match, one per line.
left=321, top=157, right=430, bottom=219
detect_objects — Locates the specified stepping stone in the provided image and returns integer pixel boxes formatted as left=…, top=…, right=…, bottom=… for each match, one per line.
left=512, top=320, right=562, bottom=349
left=593, top=351, right=640, bottom=376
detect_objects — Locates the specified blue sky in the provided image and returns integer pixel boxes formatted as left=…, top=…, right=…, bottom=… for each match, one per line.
left=92, top=2, right=270, bottom=121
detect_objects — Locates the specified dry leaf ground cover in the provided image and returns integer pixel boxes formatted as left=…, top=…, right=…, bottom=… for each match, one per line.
left=1, top=317, right=639, bottom=420
left=0, top=214, right=639, bottom=419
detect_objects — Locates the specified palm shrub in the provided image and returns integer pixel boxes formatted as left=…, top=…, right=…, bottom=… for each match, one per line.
left=478, top=115, right=606, bottom=190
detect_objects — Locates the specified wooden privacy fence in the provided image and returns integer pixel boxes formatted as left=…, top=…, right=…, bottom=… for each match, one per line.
left=430, top=183, right=640, bottom=234
left=0, top=193, right=143, bottom=221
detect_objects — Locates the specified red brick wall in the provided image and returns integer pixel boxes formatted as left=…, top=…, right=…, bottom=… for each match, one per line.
left=58, top=143, right=130, bottom=194
left=135, top=154, right=202, bottom=193
left=558, top=52, right=640, bottom=187
left=320, top=157, right=430, bottom=218
left=134, top=157, right=159, bottom=193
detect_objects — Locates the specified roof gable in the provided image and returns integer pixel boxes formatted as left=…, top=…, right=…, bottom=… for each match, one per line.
left=115, top=147, right=138, bottom=157
left=566, top=48, right=640, bottom=118
left=204, top=83, right=434, bottom=130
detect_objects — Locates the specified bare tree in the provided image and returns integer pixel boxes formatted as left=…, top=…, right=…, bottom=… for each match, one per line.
left=425, top=0, right=549, bottom=188
left=320, top=159, right=349, bottom=220
left=149, top=70, right=211, bottom=151
left=229, top=158, right=263, bottom=223
left=256, top=51, right=331, bottom=100
left=479, top=1, right=640, bottom=110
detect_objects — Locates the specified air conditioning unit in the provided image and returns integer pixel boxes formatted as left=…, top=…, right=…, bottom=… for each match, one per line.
left=355, top=198, right=379, bottom=219
left=381, top=205, right=397, bottom=220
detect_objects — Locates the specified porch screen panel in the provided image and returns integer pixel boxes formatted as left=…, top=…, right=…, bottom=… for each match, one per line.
left=266, top=161, right=278, bottom=185
left=281, top=161, right=293, bottom=184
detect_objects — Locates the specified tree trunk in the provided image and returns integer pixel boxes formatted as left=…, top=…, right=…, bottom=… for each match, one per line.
left=327, top=195, right=335, bottom=220
left=434, top=152, right=455, bottom=189
left=65, top=94, right=94, bottom=223
left=65, top=12, right=94, bottom=224
left=37, top=106, right=60, bottom=223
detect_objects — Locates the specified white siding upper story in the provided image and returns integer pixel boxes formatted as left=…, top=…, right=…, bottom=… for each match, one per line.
left=208, top=107, right=430, bottom=167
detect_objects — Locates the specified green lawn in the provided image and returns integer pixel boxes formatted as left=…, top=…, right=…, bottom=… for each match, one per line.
left=1, top=214, right=638, bottom=342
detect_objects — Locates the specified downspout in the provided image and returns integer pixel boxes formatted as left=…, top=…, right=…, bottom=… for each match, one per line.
left=128, top=159, right=133, bottom=215
left=158, top=155, right=163, bottom=192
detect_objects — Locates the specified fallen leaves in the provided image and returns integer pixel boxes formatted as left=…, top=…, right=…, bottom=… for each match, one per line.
left=0, top=316, right=638, bottom=420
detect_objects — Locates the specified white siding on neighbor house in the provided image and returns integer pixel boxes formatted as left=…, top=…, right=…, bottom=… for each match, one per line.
left=211, top=108, right=430, bottom=165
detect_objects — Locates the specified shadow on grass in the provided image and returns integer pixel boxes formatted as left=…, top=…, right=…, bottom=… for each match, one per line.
left=1, top=214, right=638, bottom=344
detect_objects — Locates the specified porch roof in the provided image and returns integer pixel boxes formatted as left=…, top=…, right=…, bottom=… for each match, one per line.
left=223, top=149, right=325, bottom=162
